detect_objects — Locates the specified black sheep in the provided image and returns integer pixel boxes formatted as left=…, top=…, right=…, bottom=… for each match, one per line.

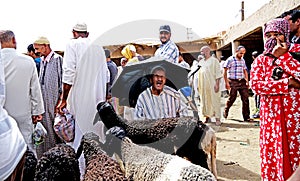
left=22, top=148, right=37, bottom=181
left=34, top=144, right=80, bottom=181
left=76, top=132, right=128, bottom=181
left=96, top=102, right=211, bottom=170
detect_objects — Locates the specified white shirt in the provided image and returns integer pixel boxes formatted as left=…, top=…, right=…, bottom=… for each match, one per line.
left=0, top=48, right=28, bottom=180
left=42, top=51, right=55, bottom=63
left=62, top=37, right=108, bottom=146
left=63, top=38, right=90, bottom=85
left=2, top=48, right=44, bottom=147
left=179, top=61, right=190, bottom=69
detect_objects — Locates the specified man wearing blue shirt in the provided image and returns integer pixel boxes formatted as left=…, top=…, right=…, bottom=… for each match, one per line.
left=154, top=25, right=179, bottom=64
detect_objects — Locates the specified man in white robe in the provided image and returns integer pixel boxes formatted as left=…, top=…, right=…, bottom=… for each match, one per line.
left=0, top=42, right=27, bottom=181
left=0, top=30, right=44, bottom=156
left=197, top=46, right=222, bottom=125
left=55, top=23, right=108, bottom=178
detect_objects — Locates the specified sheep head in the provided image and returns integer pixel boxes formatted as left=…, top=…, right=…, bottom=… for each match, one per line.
left=78, top=132, right=105, bottom=163
left=96, top=101, right=127, bottom=130
left=34, top=144, right=80, bottom=181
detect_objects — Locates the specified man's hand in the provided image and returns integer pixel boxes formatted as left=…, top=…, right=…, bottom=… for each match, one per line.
left=246, top=80, right=249, bottom=89
left=272, top=38, right=288, bottom=58
left=32, top=114, right=43, bottom=124
left=225, top=81, right=230, bottom=90
left=55, top=99, right=67, bottom=115
left=288, top=77, right=300, bottom=89
left=55, top=83, right=72, bottom=115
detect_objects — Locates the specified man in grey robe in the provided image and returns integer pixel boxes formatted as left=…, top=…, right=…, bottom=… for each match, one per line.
left=33, top=36, right=63, bottom=158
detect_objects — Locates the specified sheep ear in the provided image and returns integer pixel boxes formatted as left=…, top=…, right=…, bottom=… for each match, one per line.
left=173, top=145, right=179, bottom=153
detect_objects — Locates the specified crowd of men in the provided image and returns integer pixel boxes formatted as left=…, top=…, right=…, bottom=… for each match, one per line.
left=1, top=9, right=300, bottom=181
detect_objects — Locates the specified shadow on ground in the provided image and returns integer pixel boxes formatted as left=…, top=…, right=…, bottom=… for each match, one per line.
left=216, top=159, right=260, bottom=181
left=220, top=121, right=259, bottom=129
left=208, top=121, right=259, bottom=134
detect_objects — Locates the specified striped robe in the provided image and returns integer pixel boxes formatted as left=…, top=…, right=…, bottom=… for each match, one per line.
left=134, top=85, right=188, bottom=120
left=37, top=52, right=63, bottom=158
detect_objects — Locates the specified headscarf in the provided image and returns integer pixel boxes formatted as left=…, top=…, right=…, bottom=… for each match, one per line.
left=263, top=18, right=290, bottom=54
left=121, top=44, right=138, bottom=64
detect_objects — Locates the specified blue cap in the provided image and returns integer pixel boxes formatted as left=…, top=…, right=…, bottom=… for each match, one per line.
left=159, top=25, right=171, bottom=33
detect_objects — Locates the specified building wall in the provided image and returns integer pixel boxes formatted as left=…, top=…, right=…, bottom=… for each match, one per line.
left=218, top=0, right=300, bottom=49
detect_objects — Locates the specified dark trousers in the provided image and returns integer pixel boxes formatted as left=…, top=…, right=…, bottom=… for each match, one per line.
left=224, top=79, right=250, bottom=121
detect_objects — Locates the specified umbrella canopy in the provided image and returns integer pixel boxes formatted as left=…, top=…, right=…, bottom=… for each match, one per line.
left=112, top=57, right=190, bottom=107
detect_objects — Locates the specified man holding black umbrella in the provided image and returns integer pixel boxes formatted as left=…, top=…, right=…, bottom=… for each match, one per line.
left=134, top=66, right=188, bottom=120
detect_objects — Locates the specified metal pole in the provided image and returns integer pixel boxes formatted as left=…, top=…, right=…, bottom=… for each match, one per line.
left=241, top=1, right=245, bottom=21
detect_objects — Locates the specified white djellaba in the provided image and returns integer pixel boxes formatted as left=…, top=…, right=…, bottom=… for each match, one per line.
left=0, top=44, right=27, bottom=180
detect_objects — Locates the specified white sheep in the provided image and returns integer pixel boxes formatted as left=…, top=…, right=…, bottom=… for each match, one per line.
left=121, top=136, right=216, bottom=181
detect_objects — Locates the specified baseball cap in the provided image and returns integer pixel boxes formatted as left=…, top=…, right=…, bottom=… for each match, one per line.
left=159, top=25, right=171, bottom=33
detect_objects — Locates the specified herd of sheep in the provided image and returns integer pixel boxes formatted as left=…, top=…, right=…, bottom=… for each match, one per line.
left=22, top=102, right=218, bottom=180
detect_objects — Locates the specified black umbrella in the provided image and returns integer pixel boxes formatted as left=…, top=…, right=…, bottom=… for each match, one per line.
left=111, top=57, right=190, bottom=107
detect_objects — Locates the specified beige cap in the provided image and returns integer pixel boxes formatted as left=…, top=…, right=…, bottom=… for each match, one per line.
left=34, top=36, right=50, bottom=44
left=73, top=22, right=87, bottom=32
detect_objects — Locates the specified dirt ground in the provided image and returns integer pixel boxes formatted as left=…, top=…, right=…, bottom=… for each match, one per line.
left=206, top=95, right=261, bottom=181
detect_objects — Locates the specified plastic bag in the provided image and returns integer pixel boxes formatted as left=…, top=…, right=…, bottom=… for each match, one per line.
left=53, top=108, right=75, bottom=142
left=32, top=122, right=47, bottom=146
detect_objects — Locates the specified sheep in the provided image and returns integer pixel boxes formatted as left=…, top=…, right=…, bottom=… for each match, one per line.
left=96, top=101, right=217, bottom=178
left=76, top=132, right=127, bottom=181
left=105, top=127, right=216, bottom=181
left=23, top=148, right=37, bottom=181
left=34, top=144, right=80, bottom=181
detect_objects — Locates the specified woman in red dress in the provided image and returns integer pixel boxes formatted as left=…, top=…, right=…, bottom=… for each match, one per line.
left=250, top=18, right=300, bottom=180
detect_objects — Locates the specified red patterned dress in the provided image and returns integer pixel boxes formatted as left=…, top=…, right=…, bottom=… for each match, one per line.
left=250, top=44, right=300, bottom=180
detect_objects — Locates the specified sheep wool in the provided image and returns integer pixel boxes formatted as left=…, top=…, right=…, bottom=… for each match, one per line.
left=97, top=101, right=212, bottom=171
left=34, top=144, right=80, bottom=181
left=121, top=137, right=216, bottom=181
left=23, top=148, right=37, bottom=181
left=78, top=132, right=128, bottom=181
